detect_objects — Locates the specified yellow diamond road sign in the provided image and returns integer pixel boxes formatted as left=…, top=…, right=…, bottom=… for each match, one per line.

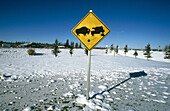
left=72, top=11, right=110, bottom=50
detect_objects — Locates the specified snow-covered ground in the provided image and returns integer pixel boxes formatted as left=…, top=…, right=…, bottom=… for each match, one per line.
left=0, top=48, right=170, bottom=111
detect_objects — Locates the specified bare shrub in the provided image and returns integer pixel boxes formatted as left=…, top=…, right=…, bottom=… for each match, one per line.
left=27, top=49, right=35, bottom=56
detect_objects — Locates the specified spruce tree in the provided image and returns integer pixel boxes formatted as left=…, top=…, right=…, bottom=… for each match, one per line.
left=75, top=43, right=78, bottom=48
left=144, top=43, right=151, bottom=60
left=124, top=45, right=128, bottom=55
left=105, top=48, right=108, bottom=54
left=115, top=45, right=119, bottom=54
left=133, top=50, right=138, bottom=58
left=52, top=39, right=60, bottom=57
left=72, top=42, right=74, bottom=48
left=85, top=48, right=88, bottom=56
left=164, top=45, right=170, bottom=59
left=110, top=44, right=114, bottom=53
left=79, top=43, right=82, bottom=48
left=65, top=39, right=69, bottom=48
left=70, top=42, right=74, bottom=56
left=0, top=41, right=3, bottom=47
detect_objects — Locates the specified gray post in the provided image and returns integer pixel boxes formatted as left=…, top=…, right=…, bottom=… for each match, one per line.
left=86, top=50, right=91, bottom=100
left=86, top=9, right=93, bottom=100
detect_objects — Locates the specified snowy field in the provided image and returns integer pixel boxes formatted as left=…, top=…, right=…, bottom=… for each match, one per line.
left=0, top=48, right=170, bottom=111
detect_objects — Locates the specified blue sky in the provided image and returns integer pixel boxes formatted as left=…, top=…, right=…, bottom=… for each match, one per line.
left=0, top=0, right=170, bottom=49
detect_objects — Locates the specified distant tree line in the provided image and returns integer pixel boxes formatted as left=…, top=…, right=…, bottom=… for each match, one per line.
left=0, top=40, right=82, bottom=49
left=0, top=41, right=53, bottom=48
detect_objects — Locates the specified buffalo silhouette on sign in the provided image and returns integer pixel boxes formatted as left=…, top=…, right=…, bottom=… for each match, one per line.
left=75, top=26, right=105, bottom=37
left=91, top=26, right=105, bottom=36
left=76, top=27, right=90, bottom=36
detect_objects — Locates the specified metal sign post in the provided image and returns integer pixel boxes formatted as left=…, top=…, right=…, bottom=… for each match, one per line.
left=86, top=50, right=91, bottom=100
left=71, top=10, right=110, bottom=100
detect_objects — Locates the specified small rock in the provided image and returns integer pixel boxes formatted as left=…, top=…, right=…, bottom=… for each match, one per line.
left=96, top=94, right=104, bottom=100
left=103, top=91, right=110, bottom=95
left=3, top=109, right=10, bottom=111
left=12, top=75, right=18, bottom=81
left=15, top=96, right=22, bottom=100
left=94, top=99, right=103, bottom=104
left=23, top=106, right=34, bottom=111
left=47, top=105, right=55, bottom=111
left=106, top=98, right=114, bottom=102
left=39, top=98, right=47, bottom=103
left=33, top=103, right=38, bottom=106
left=98, top=85, right=108, bottom=90
left=9, top=101, right=15, bottom=105
left=130, top=92, right=134, bottom=95
left=115, top=97, right=121, bottom=100
left=112, top=91, right=117, bottom=95
left=27, top=80, right=32, bottom=83
left=4, top=90, right=9, bottom=93
left=63, top=92, right=74, bottom=97
left=95, top=105, right=102, bottom=110
left=102, top=103, right=111, bottom=108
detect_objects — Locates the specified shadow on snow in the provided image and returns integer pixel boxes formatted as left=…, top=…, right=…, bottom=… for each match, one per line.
left=34, top=53, right=44, bottom=56
left=90, top=71, right=147, bottom=99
